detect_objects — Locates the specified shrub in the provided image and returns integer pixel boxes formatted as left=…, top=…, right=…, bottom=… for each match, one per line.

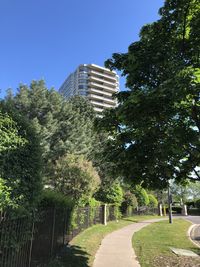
left=148, top=194, right=158, bottom=208
left=133, top=185, right=149, bottom=206
left=123, top=191, right=138, bottom=208
left=0, top=109, right=43, bottom=212
left=121, top=191, right=138, bottom=214
left=53, top=154, right=100, bottom=205
left=39, top=189, right=74, bottom=209
left=88, top=197, right=101, bottom=224
left=88, top=197, right=100, bottom=208
left=186, top=201, right=195, bottom=208
left=0, top=178, right=19, bottom=210
left=195, top=199, right=200, bottom=209
left=95, top=181, right=123, bottom=206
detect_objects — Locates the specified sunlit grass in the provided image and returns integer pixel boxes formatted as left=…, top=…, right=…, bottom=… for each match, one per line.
left=133, top=219, right=200, bottom=267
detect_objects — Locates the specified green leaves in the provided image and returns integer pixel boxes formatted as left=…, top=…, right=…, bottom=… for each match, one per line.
left=3, top=81, right=97, bottom=188
left=53, top=154, right=100, bottom=204
left=0, top=112, right=26, bottom=153
left=0, top=109, right=43, bottom=212
left=101, top=0, right=200, bottom=188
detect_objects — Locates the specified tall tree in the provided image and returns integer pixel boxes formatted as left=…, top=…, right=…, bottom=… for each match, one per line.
left=99, top=0, right=200, bottom=189
left=2, top=81, right=97, bottom=187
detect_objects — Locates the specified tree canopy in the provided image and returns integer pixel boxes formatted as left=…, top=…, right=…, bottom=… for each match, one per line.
left=2, top=81, right=97, bottom=187
left=99, top=0, right=200, bottom=189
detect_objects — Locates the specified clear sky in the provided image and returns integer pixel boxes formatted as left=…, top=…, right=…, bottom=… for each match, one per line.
left=0, top=0, right=164, bottom=97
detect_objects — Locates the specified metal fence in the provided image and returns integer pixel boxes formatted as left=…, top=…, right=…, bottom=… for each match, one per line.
left=0, top=206, right=105, bottom=267
left=0, top=215, right=32, bottom=267
left=122, top=206, right=158, bottom=217
left=0, top=207, right=72, bottom=267
left=0, top=205, right=158, bottom=267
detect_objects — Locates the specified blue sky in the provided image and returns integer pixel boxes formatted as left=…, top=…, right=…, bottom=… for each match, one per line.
left=0, top=0, right=164, bottom=97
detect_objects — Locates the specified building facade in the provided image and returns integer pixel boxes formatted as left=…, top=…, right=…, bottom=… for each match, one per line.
left=59, top=64, right=119, bottom=115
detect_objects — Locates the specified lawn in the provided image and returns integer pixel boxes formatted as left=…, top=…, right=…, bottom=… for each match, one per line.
left=48, top=215, right=160, bottom=267
left=133, top=219, right=200, bottom=267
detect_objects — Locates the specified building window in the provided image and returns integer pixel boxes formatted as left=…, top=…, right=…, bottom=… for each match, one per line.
left=79, top=66, right=88, bottom=72
left=79, top=91, right=87, bottom=96
left=79, top=85, right=87, bottom=89
left=79, top=79, right=87, bottom=83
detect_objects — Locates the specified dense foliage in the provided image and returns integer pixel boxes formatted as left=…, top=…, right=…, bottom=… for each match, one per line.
left=133, top=185, right=149, bottom=207
left=39, top=189, right=74, bottom=208
left=148, top=194, right=158, bottom=208
left=95, top=181, right=123, bottom=205
left=98, top=0, right=200, bottom=189
left=3, top=81, right=96, bottom=187
left=121, top=191, right=138, bottom=214
left=0, top=110, right=42, bottom=211
left=53, top=154, right=100, bottom=204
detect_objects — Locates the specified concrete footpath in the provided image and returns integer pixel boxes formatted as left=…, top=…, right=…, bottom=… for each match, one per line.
left=92, top=218, right=166, bottom=267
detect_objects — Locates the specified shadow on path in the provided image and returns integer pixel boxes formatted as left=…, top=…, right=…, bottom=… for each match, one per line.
left=48, top=245, right=90, bottom=267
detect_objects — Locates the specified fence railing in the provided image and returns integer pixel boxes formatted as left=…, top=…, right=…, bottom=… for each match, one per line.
left=0, top=205, right=158, bottom=267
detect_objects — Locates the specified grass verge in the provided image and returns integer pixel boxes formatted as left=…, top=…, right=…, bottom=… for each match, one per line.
left=48, top=215, right=160, bottom=267
left=133, top=219, right=200, bottom=267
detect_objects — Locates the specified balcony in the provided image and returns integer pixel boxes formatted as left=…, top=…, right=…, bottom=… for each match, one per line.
left=88, top=87, right=113, bottom=97
left=89, top=76, right=118, bottom=87
left=89, top=64, right=118, bottom=77
left=90, top=100, right=115, bottom=108
left=89, top=69, right=117, bottom=82
left=88, top=82, right=118, bottom=93
left=88, top=94, right=116, bottom=105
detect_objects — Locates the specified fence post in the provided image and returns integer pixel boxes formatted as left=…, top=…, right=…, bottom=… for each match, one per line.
left=50, top=207, right=56, bottom=256
left=28, top=220, right=35, bottom=267
left=102, top=204, right=107, bottom=225
left=158, top=204, right=163, bottom=216
left=63, top=208, right=67, bottom=245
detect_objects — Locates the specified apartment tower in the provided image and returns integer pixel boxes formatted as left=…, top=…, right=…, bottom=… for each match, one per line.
left=59, top=64, right=119, bottom=115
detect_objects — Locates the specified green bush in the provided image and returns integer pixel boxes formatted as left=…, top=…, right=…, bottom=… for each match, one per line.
left=0, top=109, right=43, bottom=212
left=88, top=197, right=101, bottom=224
left=133, top=185, right=149, bottom=207
left=195, top=199, right=200, bottom=209
left=88, top=197, right=100, bottom=208
left=114, top=205, right=121, bottom=220
left=148, top=194, right=158, bottom=208
left=95, top=182, right=123, bottom=206
left=124, top=191, right=138, bottom=208
left=39, top=189, right=74, bottom=208
left=186, top=201, right=195, bottom=208
left=121, top=191, right=138, bottom=214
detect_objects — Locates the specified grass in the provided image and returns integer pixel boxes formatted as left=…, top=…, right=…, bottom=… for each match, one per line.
left=48, top=215, right=160, bottom=267
left=133, top=219, right=200, bottom=267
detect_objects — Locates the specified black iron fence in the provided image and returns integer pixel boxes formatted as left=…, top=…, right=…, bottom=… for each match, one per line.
left=0, top=214, right=32, bottom=267
left=122, top=206, right=158, bottom=217
left=0, top=205, right=158, bottom=267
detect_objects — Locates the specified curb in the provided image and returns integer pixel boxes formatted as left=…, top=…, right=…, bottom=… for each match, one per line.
left=187, top=223, right=200, bottom=248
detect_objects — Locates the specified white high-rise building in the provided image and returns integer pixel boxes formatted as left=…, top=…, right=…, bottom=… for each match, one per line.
left=59, top=64, right=119, bottom=115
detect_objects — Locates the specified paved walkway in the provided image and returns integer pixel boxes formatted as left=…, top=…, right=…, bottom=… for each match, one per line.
left=93, top=218, right=166, bottom=267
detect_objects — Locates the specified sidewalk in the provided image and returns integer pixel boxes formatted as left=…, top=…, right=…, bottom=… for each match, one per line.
left=92, top=218, right=166, bottom=267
